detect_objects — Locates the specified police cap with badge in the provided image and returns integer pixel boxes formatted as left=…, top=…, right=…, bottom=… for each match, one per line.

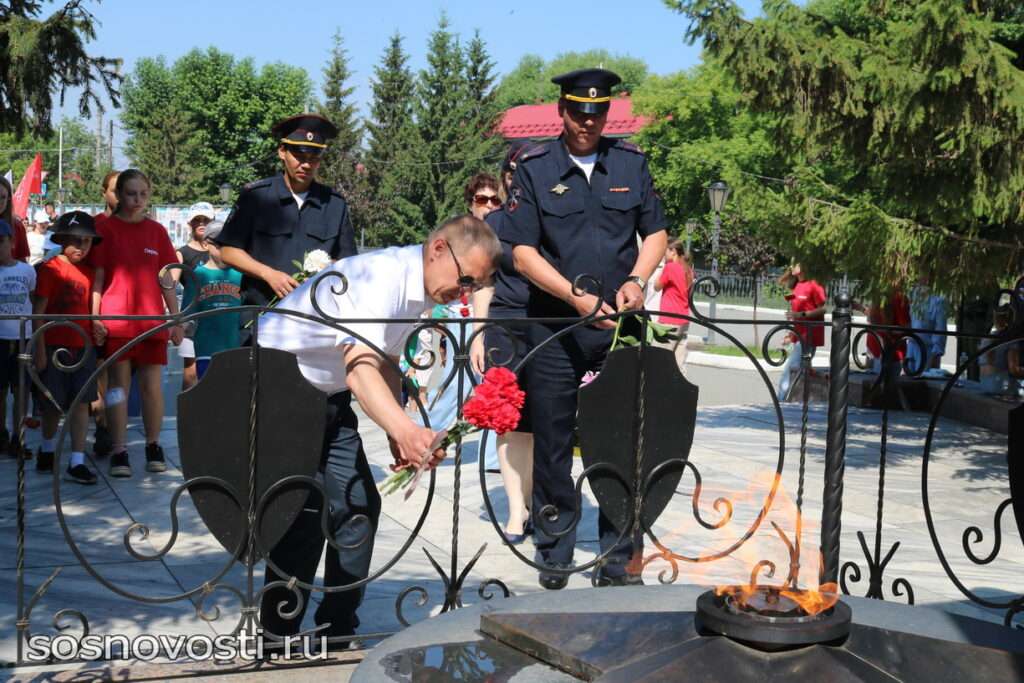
left=552, top=68, right=622, bottom=115
left=272, top=113, right=339, bottom=156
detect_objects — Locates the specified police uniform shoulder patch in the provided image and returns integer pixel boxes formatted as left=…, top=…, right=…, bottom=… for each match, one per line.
left=243, top=178, right=273, bottom=192
left=616, top=140, right=644, bottom=155
left=518, top=142, right=552, bottom=163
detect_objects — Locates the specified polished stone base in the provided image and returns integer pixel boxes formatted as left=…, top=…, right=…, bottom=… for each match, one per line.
left=353, top=585, right=1024, bottom=682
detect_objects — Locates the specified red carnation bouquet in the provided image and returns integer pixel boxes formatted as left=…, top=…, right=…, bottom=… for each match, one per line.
left=381, top=367, right=525, bottom=498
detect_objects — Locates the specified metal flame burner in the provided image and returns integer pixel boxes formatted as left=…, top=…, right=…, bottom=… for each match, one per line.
left=696, top=588, right=852, bottom=651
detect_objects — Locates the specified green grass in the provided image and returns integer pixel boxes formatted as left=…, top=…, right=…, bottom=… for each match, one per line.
left=699, top=344, right=785, bottom=362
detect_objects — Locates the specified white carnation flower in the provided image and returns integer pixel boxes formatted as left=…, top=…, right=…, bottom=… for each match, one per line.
left=303, top=249, right=332, bottom=274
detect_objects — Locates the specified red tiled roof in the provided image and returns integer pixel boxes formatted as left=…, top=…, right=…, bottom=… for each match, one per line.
left=497, top=97, right=650, bottom=139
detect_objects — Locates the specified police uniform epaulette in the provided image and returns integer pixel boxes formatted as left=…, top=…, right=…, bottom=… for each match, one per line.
left=518, top=142, right=552, bottom=163
left=243, top=178, right=273, bottom=191
left=615, top=139, right=645, bottom=155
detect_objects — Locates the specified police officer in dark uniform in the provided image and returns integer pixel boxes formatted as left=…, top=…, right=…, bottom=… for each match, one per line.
left=217, top=113, right=358, bottom=310
left=505, top=68, right=669, bottom=589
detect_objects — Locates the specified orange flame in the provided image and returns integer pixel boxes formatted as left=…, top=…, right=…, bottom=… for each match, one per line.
left=781, top=583, right=839, bottom=615
left=646, top=467, right=840, bottom=617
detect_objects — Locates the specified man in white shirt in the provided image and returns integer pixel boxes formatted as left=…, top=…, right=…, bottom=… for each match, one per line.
left=256, top=214, right=500, bottom=642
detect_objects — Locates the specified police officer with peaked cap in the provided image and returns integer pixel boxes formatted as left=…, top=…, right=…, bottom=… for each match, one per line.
left=504, top=68, right=669, bottom=589
left=216, top=113, right=358, bottom=310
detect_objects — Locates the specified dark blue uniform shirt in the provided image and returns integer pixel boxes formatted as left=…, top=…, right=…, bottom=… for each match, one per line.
left=216, top=174, right=358, bottom=306
left=485, top=208, right=530, bottom=310
left=504, top=136, right=667, bottom=317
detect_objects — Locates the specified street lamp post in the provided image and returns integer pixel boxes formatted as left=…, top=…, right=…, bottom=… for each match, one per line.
left=706, top=181, right=730, bottom=345
left=219, top=182, right=233, bottom=205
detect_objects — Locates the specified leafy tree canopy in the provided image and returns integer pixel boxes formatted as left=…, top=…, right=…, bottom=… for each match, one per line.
left=121, top=47, right=312, bottom=202
left=633, top=63, right=787, bottom=274
left=667, top=0, right=1024, bottom=297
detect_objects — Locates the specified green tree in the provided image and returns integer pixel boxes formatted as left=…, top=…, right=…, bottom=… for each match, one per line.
left=121, top=48, right=312, bottom=201
left=364, top=33, right=428, bottom=246
left=416, top=15, right=470, bottom=228
left=316, top=29, right=373, bottom=247
left=668, top=0, right=1024, bottom=297
left=460, top=30, right=503, bottom=192
left=495, top=50, right=649, bottom=110
left=0, top=0, right=121, bottom=135
left=416, top=17, right=502, bottom=228
left=129, top=105, right=204, bottom=203
left=632, top=64, right=787, bottom=274
left=318, top=30, right=361, bottom=162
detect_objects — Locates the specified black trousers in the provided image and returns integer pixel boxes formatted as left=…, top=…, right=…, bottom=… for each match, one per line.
left=526, top=322, right=640, bottom=576
left=260, top=392, right=382, bottom=637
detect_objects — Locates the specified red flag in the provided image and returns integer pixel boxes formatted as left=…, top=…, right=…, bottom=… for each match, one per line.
left=12, top=153, right=43, bottom=221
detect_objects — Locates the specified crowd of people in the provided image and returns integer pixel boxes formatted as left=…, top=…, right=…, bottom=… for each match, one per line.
left=0, top=168, right=245, bottom=485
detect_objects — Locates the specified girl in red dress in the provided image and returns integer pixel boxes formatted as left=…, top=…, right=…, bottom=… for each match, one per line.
left=89, top=170, right=183, bottom=478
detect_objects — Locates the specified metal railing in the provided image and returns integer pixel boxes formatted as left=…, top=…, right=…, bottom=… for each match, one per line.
left=8, top=267, right=1023, bottom=666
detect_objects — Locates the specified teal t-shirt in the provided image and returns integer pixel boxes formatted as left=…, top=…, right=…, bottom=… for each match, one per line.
left=182, top=264, right=243, bottom=358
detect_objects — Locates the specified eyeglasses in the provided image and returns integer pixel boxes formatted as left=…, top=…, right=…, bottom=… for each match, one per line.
left=444, top=240, right=483, bottom=292
left=472, top=193, right=502, bottom=208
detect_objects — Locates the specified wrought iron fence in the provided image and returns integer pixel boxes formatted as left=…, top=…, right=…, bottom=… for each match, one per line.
left=7, top=266, right=1023, bottom=667
left=690, top=268, right=865, bottom=310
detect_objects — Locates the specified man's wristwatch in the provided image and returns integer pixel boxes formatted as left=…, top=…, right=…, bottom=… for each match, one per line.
left=624, top=275, right=646, bottom=290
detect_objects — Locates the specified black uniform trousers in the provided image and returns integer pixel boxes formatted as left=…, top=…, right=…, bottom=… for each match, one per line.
left=526, top=322, right=640, bottom=576
left=260, top=391, right=381, bottom=637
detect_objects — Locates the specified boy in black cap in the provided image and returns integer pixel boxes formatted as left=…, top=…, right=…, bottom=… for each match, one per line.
left=216, top=113, right=358, bottom=311
left=505, top=67, right=669, bottom=589
left=32, top=211, right=101, bottom=484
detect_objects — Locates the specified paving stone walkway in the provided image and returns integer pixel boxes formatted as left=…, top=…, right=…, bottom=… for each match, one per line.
left=1, top=360, right=1019, bottom=680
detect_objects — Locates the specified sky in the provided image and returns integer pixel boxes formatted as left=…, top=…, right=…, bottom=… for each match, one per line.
left=54, top=0, right=765, bottom=163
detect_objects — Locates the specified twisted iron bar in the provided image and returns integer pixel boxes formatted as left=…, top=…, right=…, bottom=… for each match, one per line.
left=821, top=292, right=852, bottom=585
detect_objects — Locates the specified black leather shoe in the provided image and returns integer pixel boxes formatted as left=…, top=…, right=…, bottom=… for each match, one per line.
left=538, top=563, right=571, bottom=590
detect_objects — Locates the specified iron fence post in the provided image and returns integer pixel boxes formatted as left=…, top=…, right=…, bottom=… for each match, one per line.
left=821, top=291, right=851, bottom=584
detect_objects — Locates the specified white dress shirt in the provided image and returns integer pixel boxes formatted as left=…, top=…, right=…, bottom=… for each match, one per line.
left=259, top=245, right=429, bottom=394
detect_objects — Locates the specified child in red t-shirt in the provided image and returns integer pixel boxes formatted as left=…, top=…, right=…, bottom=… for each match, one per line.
left=652, top=239, right=694, bottom=374
left=88, top=170, right=183, bottom=478
left=778, top=264, right=827, bottom=400
left=33, top=211, right=103, bottom=484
